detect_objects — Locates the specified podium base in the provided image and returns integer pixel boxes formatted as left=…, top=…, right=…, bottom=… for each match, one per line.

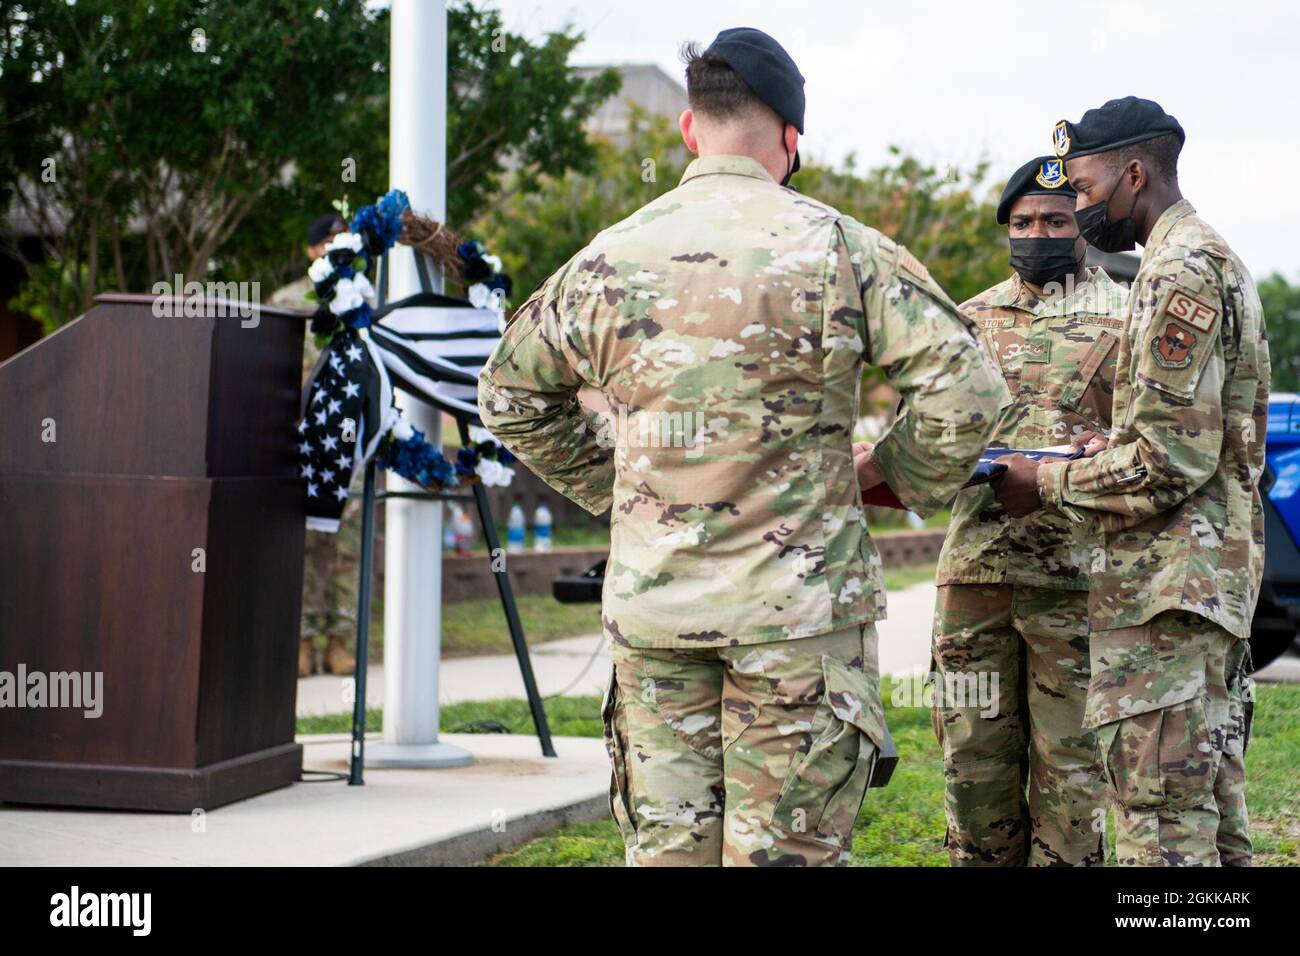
left=364, top=741, right=474, bottom=769
left=0, top=742, right=303, bottom=812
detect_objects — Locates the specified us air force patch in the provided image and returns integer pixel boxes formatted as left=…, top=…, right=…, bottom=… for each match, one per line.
left=1053, top=121, right=1071, bottom=158
left=1152, top=322, right=1197, bottom=370
left=897, top=245, right=932, bottom=285
left=1035, top=159, right=1067, bottom=189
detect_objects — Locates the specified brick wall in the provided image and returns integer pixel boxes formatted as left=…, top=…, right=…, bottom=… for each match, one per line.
left=440, top=529, right=946, bottom=602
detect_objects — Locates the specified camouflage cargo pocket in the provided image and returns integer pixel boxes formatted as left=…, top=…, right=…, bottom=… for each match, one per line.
left=772, top=654, right=885, bottom=847
left=601, top=667, right=637, bottom=849
left=1085, top=616, right=1209, bottom=728
left=1096, top=693, right=1216, bottom=812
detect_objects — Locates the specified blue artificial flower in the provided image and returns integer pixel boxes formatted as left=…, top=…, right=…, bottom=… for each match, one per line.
left=375, top=426, right=459, bottom=491
left=458, top=240, right=485, bottom=261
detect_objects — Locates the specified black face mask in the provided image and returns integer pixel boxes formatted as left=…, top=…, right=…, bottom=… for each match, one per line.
left=1008, top=236, right=1081, bottom=288
left=779, top=129, right=800, bottom=188
left=1074, top=172, right=1141, bottom=253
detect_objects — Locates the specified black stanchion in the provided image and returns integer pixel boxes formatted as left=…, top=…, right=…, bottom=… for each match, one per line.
left=348, top=460, right=378, bottom=785
left=458, top=416, right=557, bottom=758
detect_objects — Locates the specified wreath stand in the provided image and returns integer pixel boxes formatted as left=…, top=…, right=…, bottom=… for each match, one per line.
left=346, top=249, right=556, bottom=786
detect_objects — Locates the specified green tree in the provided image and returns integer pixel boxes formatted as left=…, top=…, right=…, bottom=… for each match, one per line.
left=796, top=147, right=1007, bottom=306
left=472, top=107, right=688, bottom=301
left=0, top=0, right=619, bottom=330
left=446, top=2, right=619, bottom=230
left=1260, top=272, right=1300, bottom=392
left=481, top=135, right=1007, bottom=338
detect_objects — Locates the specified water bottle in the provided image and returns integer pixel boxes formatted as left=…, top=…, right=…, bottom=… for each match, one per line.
left=443, top=505, right=458, bottom=551
left=507, top=501, right=526, bottom=554
left=454, top=507, right=475, bottom=556
left=534, top=501, right=553, bottom=553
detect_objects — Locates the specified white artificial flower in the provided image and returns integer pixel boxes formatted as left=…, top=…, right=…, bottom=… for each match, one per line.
left=468, top=425, right=495, bottom=444
left=475, top=458, right=514, bottom=488
left=483, top=254, right=503, bottom=274
left=329, top=276, right=364, bottom=315
left=325, top=232, right=363, bottom=255
left=353, top=273, right=375, bottom=300
left=389, top=414, right=415, bottom=442
left=308, top=256, right=335, bottom=282
left=468, top=283, right=493, bottom=310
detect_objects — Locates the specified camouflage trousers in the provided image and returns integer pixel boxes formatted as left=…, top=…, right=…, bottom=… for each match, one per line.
left=602, top=623, right=888, bottom=866
left=1087, top=611, right=1253, bottom=866
left=932, top=584, right=1108, bottom=866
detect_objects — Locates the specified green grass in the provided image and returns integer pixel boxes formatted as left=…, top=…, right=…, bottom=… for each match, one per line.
left=478, top=682, right=1300, bottom=867
left=441, top=594, right=601, bottom=657
left=437, top=564, right=936, bottom=657
left=882, top=562, right=937, bottom=592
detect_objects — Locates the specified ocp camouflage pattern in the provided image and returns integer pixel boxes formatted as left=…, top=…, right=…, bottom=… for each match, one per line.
left=939, top=268, right=1128, bottom=590
left=1038, top=200, right=1270, bottom=641
left=480, top=154, right=1007, bottom=648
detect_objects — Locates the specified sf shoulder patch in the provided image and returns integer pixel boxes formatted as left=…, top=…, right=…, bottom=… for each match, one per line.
left=1163, top=287, right=1221, bottom=333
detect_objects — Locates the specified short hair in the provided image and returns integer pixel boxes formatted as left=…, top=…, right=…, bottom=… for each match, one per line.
left=1106, top=132, right=1181, bottom=182
left=680, top=41, right=765, bottom=122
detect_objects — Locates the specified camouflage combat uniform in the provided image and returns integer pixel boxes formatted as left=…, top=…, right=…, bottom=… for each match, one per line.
left=480, top=154, right=1007, bottom=865
left=1037, top=200, right=1268, bottom=865
left=934, top=268, right=1127, bottom=866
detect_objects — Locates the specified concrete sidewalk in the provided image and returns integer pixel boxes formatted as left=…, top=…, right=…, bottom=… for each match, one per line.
left=298, top=581, right=1299, bottom=718
left=297, top=582, right=944, bottom=718
left=0, top=734, right=608, bottom=867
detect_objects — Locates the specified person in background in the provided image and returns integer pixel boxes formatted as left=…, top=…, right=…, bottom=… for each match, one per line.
left=272, top=214, right=357, bottom=677
left=931, top=156, right=1127, bottom=866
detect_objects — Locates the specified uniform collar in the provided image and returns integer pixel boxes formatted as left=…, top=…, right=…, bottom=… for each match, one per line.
left=679, top=154, right=776, bottom=186
left=1141, top=199, right=1196, bottom=266
left=987, top=267, right=1114, bottom=317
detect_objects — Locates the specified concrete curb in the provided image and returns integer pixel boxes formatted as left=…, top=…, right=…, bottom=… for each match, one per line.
left=354, top=794, right=609, bottom=867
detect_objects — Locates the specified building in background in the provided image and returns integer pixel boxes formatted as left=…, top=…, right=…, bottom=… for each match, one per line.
left=575, top=63, right=687, bottom=142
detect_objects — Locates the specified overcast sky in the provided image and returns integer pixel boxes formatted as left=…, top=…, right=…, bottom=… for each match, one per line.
left=484, top=0, right=1299, bottom=278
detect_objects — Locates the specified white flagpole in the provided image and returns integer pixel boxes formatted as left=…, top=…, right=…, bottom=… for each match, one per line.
left=368, top=0, right=471, bottom=768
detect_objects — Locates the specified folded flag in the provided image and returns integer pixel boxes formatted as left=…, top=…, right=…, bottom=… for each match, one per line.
left=860, top=444, right=1084, bottom=511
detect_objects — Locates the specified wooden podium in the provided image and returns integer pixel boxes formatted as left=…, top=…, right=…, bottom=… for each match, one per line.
left=0, top=294, right=307, bottom=811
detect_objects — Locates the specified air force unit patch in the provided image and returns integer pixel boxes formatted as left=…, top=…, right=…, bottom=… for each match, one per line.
left=1053, top=121, right=1071, bottom=158
left=1035, top=159, right=1067, bottom=189
left=1152, top=323, right=1197, bottom=370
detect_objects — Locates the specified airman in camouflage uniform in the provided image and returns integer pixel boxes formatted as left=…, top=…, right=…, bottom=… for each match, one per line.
left=479, top=29, right=1006, bottom=866
left=934, top=156, right=1126, bottom=866
left=996, top=98, right=1267, bottom=866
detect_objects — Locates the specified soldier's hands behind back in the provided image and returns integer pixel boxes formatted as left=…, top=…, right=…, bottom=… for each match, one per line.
left=854, top=441, right=884, bottom=492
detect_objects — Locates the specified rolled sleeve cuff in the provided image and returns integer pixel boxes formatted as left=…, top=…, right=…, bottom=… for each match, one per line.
left=1037, top=458, right=1070, bottom=511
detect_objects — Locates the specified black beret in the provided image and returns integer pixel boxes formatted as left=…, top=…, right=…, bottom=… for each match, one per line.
left=1052, top=96, right=1185, bottom=161
left=705, top=27, right=805, bottom=177
left=308, top=214, right=346, bottom=246
left=996, top=155, right=1077, bottom=225
left=705, top=27, right=805, bottom=133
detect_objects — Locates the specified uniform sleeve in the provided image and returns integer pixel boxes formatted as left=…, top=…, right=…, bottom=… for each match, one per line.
left=1038, top=251, right=1226, bottom=530
left=841, top=220, right=1010, bottom=516
left=477, top=262, right=615, bottom=515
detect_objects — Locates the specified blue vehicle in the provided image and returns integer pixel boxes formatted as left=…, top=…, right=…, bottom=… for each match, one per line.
left=1256, top=393, right=1300, bottom=669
